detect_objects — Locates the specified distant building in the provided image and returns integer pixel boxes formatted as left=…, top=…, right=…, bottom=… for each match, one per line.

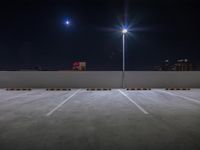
left=193, top=65, right=200, bottom=71
left=161, top=60, right=170, bottom=71
left=73, top=62, right=86, bottom=71
left=154, top=59, right=193, bottom=71
left=155, top=60, right=171, bottom=71
left=174, top=59, right=193, bottom=71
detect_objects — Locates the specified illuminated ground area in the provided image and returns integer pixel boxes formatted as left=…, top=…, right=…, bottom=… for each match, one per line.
left=0, top=89, right=200, bottom=150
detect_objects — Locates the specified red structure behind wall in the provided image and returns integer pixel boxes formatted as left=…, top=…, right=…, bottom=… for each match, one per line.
left=73, top=62, right=86, bottom=71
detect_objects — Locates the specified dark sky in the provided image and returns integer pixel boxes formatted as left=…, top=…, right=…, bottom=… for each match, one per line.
left=0, top=0, right=200, bottom=70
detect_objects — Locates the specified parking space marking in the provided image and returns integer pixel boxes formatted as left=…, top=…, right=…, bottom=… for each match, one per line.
left=46, top=89, right=81, bottom=116
left=0, top=92, right=32, bottom=101
left=173, top=91, right=198, bottom=99
left=158, top=90, right=200, bottom=105
left=118, top=90, right=150, bottom=115
left=21, top=91, right=66, bottom=105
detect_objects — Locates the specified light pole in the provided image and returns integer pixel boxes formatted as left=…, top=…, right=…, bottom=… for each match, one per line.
left=122, top=28, right=128, bottom=88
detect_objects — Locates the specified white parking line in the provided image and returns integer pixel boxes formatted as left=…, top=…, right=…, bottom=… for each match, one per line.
left=46, top=89, right=81, bottom=116
left=158, top=90, right=200, bottom=105
left=22, top=91, right=61, bottom=104
left=175, top=91, right=200, bottom=100
left=1, top=92, right=31, bottom=101
left=118, top=90, right=149, bottom=115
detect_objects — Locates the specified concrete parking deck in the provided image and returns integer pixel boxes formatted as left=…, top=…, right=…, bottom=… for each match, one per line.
left=0, top=89, right=200, bottom=150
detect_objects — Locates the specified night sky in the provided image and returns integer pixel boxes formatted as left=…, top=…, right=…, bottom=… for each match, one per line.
left=0, top=0, right=200, bottom=70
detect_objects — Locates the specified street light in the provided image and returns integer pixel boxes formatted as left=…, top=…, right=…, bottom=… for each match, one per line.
left=122, top=29, right=128, bottom=34
left=122, top=28, right=128, bottom=88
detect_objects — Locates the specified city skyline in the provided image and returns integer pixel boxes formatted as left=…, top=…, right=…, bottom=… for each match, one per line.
left=0, top=0, right=200, bottom=70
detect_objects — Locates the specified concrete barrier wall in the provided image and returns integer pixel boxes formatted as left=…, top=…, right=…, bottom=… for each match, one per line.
left=0, top=71, right=200, bottom=88
left=0, top=71, right=122, bottom=88
left=124, top=71, right=200, bottom=88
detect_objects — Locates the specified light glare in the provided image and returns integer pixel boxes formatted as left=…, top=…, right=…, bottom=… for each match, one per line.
left=65, top=21, right=70, bottom=25
left=122, top=29, right=128, bottom=34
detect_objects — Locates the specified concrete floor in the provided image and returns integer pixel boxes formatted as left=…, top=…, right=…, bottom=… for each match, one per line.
left=0, top=89, right=200, bottom=150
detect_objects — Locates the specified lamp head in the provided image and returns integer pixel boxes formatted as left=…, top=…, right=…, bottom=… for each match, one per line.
left=122, top=28, right=128, bottom=34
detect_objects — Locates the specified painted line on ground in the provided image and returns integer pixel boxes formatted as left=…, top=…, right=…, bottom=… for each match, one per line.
left=22, top=91, right=64, bottom=105
left=174, top=91, right=200, bottom=100
left=118, top=90, right=149, bottom=115
left=137, top=91, right=159, bottom=101
left=46, top=89, right=81, bottom=116
left=157, top=90, right=200, bottom=105
left=0, top=90, right=50, bottom=104
left=1, top=92, right=33, bottom=101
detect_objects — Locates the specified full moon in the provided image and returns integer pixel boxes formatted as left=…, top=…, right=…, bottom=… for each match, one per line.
left=65, top=21, right=70, bottom=25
